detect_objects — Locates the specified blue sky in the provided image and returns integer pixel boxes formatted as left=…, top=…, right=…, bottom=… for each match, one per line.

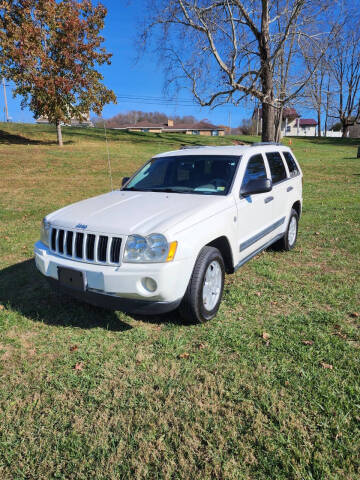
left=0, top=0, right=314, bottom=127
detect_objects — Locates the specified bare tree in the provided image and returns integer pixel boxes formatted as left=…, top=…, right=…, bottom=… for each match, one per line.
left=302, top=50, right=330, bottom=137
left=328, top=26, right=360, bottom=137
left=138, top=0, right=332, bottom=142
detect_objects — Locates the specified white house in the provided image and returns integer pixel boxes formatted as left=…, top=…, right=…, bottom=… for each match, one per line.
left=253, top=108, right=318, bottom=137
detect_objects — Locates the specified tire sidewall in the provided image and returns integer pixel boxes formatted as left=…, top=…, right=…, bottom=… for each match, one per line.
left=285, top=209, right=299, bottom=250
left=196, top=250, right=225, bottom=321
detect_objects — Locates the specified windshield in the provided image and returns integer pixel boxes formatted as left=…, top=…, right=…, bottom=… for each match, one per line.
left=123, top=155, right=241, bottom=195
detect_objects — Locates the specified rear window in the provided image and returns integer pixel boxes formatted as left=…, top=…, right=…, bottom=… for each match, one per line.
left=283, top=151, right=299, bottom=177
left=266, top=152, right=287, bottom=184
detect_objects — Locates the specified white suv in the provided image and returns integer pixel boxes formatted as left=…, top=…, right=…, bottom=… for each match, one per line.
left=34, top=143, right=302, bottom=323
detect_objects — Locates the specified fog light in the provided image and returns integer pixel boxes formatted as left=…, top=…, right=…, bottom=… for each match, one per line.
left=142, top=277, right=157, bottom=292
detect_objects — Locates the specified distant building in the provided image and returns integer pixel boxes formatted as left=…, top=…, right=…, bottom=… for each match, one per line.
left=114, top=119, right=225, bottom=136
left=348, top=124, right=360, bottom=138
left=36, top=112, right=93, bottom=127
left=252, top=107, right=318, bottom=137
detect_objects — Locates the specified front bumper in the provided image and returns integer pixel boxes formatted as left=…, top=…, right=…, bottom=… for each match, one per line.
left=34, top=241, right=193, bottom=314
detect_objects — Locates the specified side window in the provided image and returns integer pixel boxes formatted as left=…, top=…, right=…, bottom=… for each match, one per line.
left=242, top=154, right=267, bottom=188
left=283, top=151, right=299, bottom=177
left=266, top=152, right=287, bottom=184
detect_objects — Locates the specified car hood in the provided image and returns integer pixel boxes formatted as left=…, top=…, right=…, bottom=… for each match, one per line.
left=47, top=190, right=234, bottom=237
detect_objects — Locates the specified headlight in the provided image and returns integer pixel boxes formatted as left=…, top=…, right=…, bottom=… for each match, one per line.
left=123, top=233, right=177, bottom=263
left=40, top=218, right=51, bottom=247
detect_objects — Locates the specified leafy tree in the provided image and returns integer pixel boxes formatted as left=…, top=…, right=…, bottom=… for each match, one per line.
left=0, top=0, right=116, bottom=145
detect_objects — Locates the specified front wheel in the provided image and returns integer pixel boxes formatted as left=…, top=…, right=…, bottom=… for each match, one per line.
left=179, top=246, right=225, bottom=323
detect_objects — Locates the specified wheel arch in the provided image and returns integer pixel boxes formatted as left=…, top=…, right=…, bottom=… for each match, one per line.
left=206, top=235, right=234, bottom=274
left=292, top=200, right=302, bottom=219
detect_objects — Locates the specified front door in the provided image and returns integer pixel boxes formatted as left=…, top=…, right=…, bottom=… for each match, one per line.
left=236, top=153, right=274, bottom=262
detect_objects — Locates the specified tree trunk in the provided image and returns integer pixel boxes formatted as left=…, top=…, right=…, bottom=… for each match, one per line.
left=56, top=121, right=63, bottom=147
left=317, top=109, right=321, bottom=137
left=261, top=102, right=276, bottom=142
left=274, top=107, right=283, bottom=143
left=342, top=125, right=349, bottom=138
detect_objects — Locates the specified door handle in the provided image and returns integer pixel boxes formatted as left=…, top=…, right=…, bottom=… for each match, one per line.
left=264, top=196, right=274, bottom=204
left=287, top=186, right=293, bottom=192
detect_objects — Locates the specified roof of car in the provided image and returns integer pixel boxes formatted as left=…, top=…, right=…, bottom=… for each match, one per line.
left=154, top=143, right=292, bottom=158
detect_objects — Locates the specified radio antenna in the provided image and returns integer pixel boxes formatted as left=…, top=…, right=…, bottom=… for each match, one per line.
left=103, top=121, right=113, bottom=191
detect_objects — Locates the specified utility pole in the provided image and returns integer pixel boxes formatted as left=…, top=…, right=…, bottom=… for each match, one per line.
left=2, top=78, right=9, bottom=122
left=228, top=111, right=231, bottom=134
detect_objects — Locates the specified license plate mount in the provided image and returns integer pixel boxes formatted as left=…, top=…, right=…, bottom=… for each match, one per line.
left=58, top=267, right=86, bottom=291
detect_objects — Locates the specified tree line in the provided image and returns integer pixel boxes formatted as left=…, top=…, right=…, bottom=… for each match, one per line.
left=94, top=111, right=205, bottom=128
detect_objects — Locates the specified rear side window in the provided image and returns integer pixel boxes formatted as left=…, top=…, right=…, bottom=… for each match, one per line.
left=266, top=152, right=287, bottom=184
left=242, top=154, right=267, bottom=187
left=283, top=151, right=299, bottom=177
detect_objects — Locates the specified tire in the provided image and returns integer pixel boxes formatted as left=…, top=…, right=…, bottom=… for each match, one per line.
left=179, top=246, right=225, bottom=324
left=274, top=208, right=299, bottom=251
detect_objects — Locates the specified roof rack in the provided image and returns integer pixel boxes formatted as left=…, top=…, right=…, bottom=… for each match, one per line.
left=180, top=145, right=209, bottom=149
left=251, top=142, right=282, bottom=147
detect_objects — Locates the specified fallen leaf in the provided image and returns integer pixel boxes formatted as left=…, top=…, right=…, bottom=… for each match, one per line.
left=5, top=236, right=10, bottom=241
left=315, top=231, right=320, bottom=235
left=69, top=345, right=78, bottom=352
left=320, top=362, right=333, bottom=370
left=333, top=331, right=347, bottom=339
left=262, top=332, right=270, bottom=340
left=350, top=312, right=359, bottom=318
left=178, top=352, right=190, bottom=359
left=135, top=351, right=145, bottom=364
left=196, top=343, right=206, bottom=350
left=255, top=291, right=262, bottom=297
left=302, top=340, right=314, bottom=345
left=0, top=304, right=4, bottom=311
left=74, top=362, right=84, bottom=371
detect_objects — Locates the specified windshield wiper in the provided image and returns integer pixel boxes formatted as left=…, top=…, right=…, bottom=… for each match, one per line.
left=123, top=186, right=193, bottom=193
left=147, top=187, right=193, bottom=193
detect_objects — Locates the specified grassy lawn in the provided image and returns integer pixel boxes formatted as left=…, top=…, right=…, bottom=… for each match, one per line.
left=0, top=122, right=359, bottom=479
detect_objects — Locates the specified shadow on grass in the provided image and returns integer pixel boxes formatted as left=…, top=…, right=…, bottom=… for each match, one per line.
left=0, top=129, right=74, bottom=146
left=0, top=259, right=131, bottom=331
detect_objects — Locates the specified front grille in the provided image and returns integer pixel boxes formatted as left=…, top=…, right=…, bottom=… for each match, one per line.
left=98, top=236, right=108, bottom=262
left=49, top=228, right=122, bottom=265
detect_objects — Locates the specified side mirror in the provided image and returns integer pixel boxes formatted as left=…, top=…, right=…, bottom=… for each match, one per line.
left=240, top=178, right=272, bottom=196
left=121, top=177, right=130, bottom=187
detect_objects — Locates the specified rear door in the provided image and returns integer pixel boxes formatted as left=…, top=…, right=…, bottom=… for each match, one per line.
left=264, top=151, right=290, bottom=235
left=281, top=150, right=302, bottom=212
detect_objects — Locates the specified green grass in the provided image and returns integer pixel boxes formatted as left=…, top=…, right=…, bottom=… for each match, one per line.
left=0, top=122, right=359, bottom=479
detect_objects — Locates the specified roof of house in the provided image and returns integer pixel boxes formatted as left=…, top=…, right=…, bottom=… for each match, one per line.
left=164, top=122, right=222, bottom=131
left=299, top=119, right=317, bottom=126
left=114, top=121, right=224, bottom=131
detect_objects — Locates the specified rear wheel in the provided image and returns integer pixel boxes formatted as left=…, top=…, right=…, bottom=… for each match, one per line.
left=179, top=246, right=225, bottom=323
left=274, top=208, right=299, bottom=251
